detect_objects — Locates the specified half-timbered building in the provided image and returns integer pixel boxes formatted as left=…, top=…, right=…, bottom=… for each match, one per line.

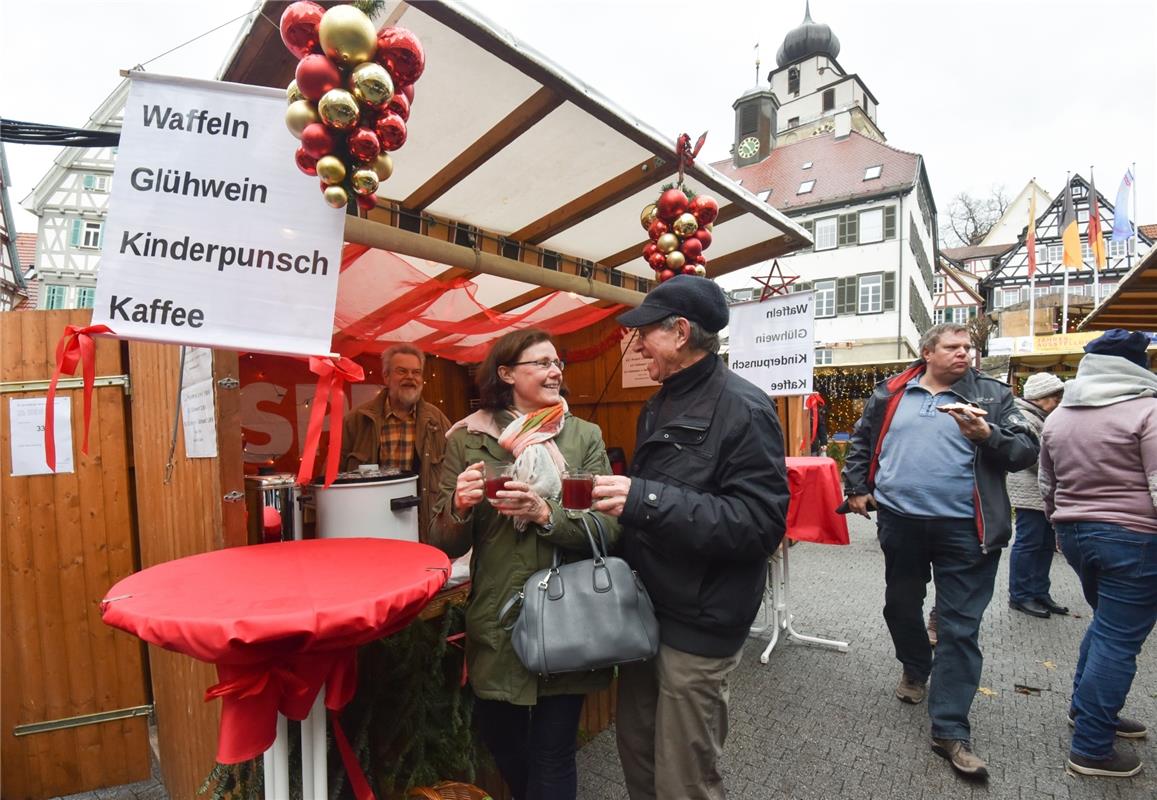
left=1, top=141, right=28, bottom=310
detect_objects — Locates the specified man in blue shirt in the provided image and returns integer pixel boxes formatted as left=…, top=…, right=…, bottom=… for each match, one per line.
left=843, top=323, right=1037, bottom=779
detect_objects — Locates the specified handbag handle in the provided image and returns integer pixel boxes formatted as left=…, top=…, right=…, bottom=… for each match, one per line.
left=580, top=513, right=610, bottom=561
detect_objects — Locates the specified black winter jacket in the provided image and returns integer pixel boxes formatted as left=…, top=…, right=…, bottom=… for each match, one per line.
left=842, top=362, right=1038, bottom=552
left=620, top=354, right=790, bottom=658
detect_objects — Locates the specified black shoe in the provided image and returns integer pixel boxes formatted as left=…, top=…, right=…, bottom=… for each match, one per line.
left=1066, top=749, right=1142, bottom=777
left=1039, top=596, right=1070, bottom=615
left=1068, top=710, right=1148, bottom=739
left=931, top=738, right=989, bottom=779
left=1009, top=598, right=1051, bottom=618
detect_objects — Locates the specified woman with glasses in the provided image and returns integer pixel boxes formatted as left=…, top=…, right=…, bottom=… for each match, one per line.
left=429, top=328, right=619, bottom=800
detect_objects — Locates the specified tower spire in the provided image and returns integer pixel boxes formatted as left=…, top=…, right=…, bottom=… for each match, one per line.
left=804, top=0, right=813, bottom=23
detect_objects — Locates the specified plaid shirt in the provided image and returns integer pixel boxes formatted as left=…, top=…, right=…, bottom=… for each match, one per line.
left=378, top=398, right=417, bottom=472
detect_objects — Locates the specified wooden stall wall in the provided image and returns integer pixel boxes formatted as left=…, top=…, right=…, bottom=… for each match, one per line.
left=127, top=342, right=246, bottom=800
left=1, top=310, right=150, bottom=800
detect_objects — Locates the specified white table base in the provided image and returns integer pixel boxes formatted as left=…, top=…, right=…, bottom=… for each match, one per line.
left=749, top=541, right=849, bottom=664
left=263, top=687, right=327, bottom=800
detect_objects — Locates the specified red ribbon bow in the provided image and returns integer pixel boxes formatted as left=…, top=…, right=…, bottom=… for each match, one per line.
left=800, top=392, right=826, bottom=452
left=296, top=355, right=365, bottom=487
left=675, top=132, right=708, bottom=185
left=44, top=324, right=113, bottom=471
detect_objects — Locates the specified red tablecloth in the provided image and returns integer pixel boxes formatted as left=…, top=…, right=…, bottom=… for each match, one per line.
left=785, top=456, right=850, bottom=545
left=101, top=539, right=450, bottom=764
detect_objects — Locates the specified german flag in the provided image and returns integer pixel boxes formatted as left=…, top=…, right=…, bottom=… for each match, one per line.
left=1060, top=179, right=1082, bottom=269
left=1087, top=176, right=1107, bottom=270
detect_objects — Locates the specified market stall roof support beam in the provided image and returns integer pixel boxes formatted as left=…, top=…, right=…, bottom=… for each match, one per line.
left=344, top=216, right=646, bottom=307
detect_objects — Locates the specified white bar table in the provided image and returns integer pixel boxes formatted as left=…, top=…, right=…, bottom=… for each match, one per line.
left=750, top=541, right=849, bottom=664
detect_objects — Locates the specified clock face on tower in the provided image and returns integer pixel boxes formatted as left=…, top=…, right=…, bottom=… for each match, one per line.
left=737, top=136, right=760, bottom=159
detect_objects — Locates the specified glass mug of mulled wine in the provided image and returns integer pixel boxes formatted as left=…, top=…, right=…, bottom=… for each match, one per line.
left=561, top=469, right=595, bottom=511
left=483, top=462, right=515, bottom=507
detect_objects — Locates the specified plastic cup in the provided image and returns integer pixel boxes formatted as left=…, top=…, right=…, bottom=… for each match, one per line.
left=561, top=470, right=594, bottom=511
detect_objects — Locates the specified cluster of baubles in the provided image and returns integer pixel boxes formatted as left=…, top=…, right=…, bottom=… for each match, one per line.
left=640, top=188, right=718, bottom=283
left=280, top=2, right=424, bottom=211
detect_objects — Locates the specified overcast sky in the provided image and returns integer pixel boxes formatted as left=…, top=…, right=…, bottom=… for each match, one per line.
left=4, top=0, right=1155, bottom=240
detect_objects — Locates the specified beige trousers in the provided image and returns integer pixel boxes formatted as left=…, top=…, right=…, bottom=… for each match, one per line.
left=616, top=643, right=743, bottom=800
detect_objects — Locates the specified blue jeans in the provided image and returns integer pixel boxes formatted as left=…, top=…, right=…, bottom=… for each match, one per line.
left=1056, top=522, right=1157, bottom=759
left=877, top=508, right=1001, bottom=741
left=1009, top=508, right=1056, bottom=604
left=475, top=693, right=586, bottom=800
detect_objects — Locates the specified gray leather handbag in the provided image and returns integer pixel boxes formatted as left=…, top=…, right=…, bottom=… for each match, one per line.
left=498, top=514, right=660, bottom=676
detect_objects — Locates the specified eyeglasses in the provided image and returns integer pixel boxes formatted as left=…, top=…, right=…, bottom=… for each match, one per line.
left=508, top=358, right=565, bottom=372
left=391, top=367, right=424, bottom=379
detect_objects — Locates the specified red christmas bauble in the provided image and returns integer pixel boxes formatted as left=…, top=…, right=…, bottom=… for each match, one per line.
left=694, top=227, right=713, bottom=250
left=657, top=188, right=689, bottom=222
left=680, top=236, right=704, bottom=260
left=376, top=27, right=426, bottom=85
left=347, top=127, right=381, bottom=162
left=643, top=242, right=658, bottom=260
left=295, top=54, right=340, bottom=101
left=300, top=122, right=336, bottom=159
left=682, top=264, right=698, bottom=275
left=280, top=1, right=324, bottom=60
left=374, top=112, right=407, bottom=151
left=648, top=251, right=668, bottom=270
left=356, top=193, right=378, bottom=212
left=696, top=255, right=707, bottom=265
left=658, top=269, right=676, bottom=282
left=690, top=194, right=719, bottom=226
left=647, top=219, right=668, bottom=241
left=295, top=147, right=318, bottom=176
left=399, top=83, right=415, bottom=104
left=387, top=92, right=410, bottom=122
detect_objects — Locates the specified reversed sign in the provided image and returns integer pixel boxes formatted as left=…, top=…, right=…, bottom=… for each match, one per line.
left=728, top=291, right=815, bottom=396
left=93, top=72, right=345, bottom=356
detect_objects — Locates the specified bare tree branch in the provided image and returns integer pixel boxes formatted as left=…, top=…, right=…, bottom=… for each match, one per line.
left=939, top=185, right=1012, bottom=247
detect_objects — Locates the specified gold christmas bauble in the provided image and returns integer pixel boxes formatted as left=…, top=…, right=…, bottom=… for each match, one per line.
left=285, top=100, right=319, bottom=138
left=693, top=264, right=707, bottom=277
left=318, top=89, right=360, bottom=130
left=287, top=79, right=304, bottom=105
left=656, top=233, right=679, bottom=254
left=673, top=212, right=699, bottom=238
left=316, top=155, right=347, bottom=185
left=370, top=153, right=394, bottom=181
left=665, top=250, right=686, bottom=270
left=640, top=203, right=658, bottom=230
left=351, top=169, right=380, bottom=196
left=318, top=5, right=377, bottom=67
left=324, top=184, right=350, bottom=208
left=348, top=62, right=394, bottom=107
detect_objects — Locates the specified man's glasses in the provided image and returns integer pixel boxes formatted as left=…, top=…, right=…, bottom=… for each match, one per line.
left=391, top=367, right=424, bottom=379
left=508, top=358, right=565, bottom=372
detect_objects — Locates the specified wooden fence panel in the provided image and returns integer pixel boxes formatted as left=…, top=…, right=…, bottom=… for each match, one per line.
left=1, top=310, right=150, bottom=800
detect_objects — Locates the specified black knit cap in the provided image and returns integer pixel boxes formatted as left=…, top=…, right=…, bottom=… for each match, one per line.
left=617, top=275, right=730, bottom=333
left=1083, top=328, right=1151, bottom=369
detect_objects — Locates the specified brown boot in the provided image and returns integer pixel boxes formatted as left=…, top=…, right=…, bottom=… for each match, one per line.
left=932, top=738, right=989, bottom=779
left=895, top=671, right=927, bottom=704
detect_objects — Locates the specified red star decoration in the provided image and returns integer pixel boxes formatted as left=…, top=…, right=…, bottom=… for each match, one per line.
left=753, top=260, right=799, bottom=301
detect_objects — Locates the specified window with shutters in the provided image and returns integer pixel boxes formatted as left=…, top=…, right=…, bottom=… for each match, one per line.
left=822, top=88, right=835, bottom=111
left=814, top=217, right=837, bottom=250
left=909, top=217, right=934, bottom=292
left=858, top=273, right=883, bottom=314
left=859, top=208, right=884, bottom=244
left=883, top=271, right=896, bottom=311
left=81, top=221, right=102, bottom=249
left=798, top=219, right=814, bottom=250
left=837, top=213, right=858, bottom=246
left=788, top=67, right=800, bottom=94
left=883, top=206, right=896, bottom=239
left=44, top=285, right=67, bottom=310
left=1047, top=244, right=1063, bottom=263
left=83, top=174, right=109, bottom=192
left=836, top=276, right=857, bottom=314
left=77, top=287, right=95, bottom=308
left=909, top=278, right=931, bottom=334
left=814, top=279, right=835, bottom=317
left=740, top=104, right=758, bottom=135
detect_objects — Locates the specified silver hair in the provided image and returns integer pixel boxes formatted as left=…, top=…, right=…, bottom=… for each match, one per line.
left=658, top=314, right=721, bottom=354
left=380, top=343, right=426, bottom=373
left=918, top=323, right=970, bottom=357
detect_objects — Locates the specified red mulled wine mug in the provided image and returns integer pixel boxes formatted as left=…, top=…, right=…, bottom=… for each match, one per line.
left=561, top=469, right=594, bottom=511
left=484, top=462, right=514, bottom=506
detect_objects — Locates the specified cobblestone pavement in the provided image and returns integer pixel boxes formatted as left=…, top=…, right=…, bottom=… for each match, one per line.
left=57, top=515, right=1155, bottom=800
left=577, top=513, right=1157, bottom=799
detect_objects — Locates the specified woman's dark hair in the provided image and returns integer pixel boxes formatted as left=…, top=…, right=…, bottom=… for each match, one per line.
left=477, top=328, right=557, bottom=410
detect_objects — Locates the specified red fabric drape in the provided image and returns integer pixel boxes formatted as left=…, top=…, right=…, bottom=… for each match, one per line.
left=44, top=324, right=113, bottom=471
left=296, top=356, right=365, bottom=487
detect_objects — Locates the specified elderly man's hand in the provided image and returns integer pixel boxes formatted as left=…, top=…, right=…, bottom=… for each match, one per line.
left=947, top=408, right=992, bottom=442
left=591, top=475, right=631, bottom=518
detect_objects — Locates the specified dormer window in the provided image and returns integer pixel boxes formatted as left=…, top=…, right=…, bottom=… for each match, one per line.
left=788, top=67, right=800, bottom=95
left=863, top=165, right=882, bottom=180
left=802, top=161, right=813, bottom=170
left=797, top=180, right=815, bottom=195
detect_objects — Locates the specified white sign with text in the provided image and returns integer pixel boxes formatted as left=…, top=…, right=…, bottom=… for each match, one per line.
left=10, top=397, right=74, bottom=476
left=180, top=347, right=218, bottom=458
left=728, top=291, right=815, bottom=396
left=92, top=72, right=345, bottom=356
left=619, top=329, right=660, bottom=389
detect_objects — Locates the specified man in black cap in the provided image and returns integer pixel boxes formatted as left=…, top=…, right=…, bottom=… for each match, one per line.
left=1040, top=329, right=1156, bottom=778
left=591, top=275, right=790, bottom=800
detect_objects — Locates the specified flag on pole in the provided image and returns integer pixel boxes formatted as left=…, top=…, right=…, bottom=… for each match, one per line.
left=1088, top=175, right=1106, bottom=270
left=1061, top=179, right=1081, bottom=269
left=1112, top=168, right=1134, bottom=240
left=1026, top=193, right=1037, bottom=278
